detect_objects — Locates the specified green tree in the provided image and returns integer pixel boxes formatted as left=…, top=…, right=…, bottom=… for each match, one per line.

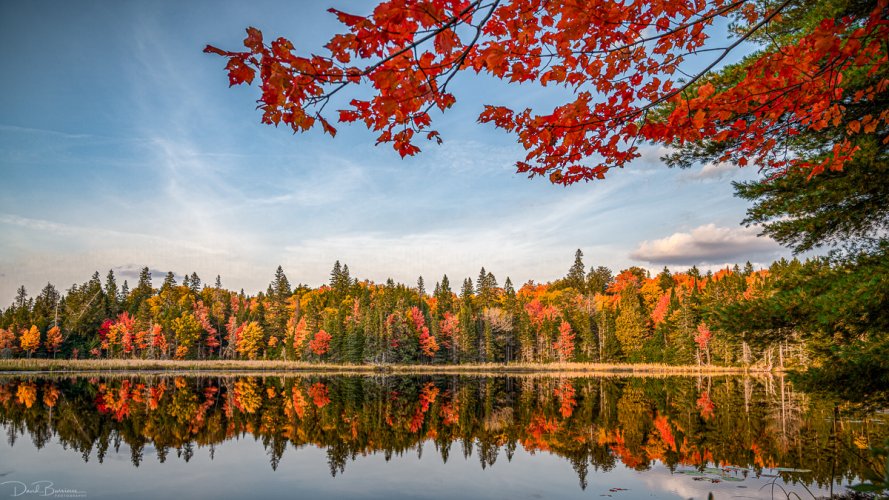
left=105, top=270, right=120, bottom=317
left=566, top=249, right=586, bottom=291
left=615, top=285, right=648, bottom=360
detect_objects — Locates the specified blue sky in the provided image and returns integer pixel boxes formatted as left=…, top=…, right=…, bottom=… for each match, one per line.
left=0, top=1, right=792, bottom=304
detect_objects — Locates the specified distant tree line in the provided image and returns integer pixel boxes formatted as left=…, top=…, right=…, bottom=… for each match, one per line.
left=2, top=248, right=884, bottom=371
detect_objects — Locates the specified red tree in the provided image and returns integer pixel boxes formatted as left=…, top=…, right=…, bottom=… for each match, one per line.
left=205, top=0, right=887, bottom=184
left=694, top=322, right=712, bottom=365
left=552, top=320, right=575, bottom=362
left=309, top=329, right=332, bottom=356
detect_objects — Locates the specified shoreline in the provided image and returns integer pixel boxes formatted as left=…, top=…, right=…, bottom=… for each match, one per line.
left=0, top=358, right=786, bottom=376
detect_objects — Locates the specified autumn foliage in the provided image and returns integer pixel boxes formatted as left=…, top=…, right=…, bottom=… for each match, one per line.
left=204, top=0, right=888, bottom=184
left=309, top=329, right=332, bottom=356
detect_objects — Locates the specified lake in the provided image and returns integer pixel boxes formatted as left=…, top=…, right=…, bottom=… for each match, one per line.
left=0, top=374, right=884, bottom=499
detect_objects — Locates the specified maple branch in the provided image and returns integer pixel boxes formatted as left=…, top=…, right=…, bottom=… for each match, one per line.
left=546, top=0, right=794, bottom=132
left=312, top=0, right=486, bottom=115
left=569, top=0, right=751, bottom=56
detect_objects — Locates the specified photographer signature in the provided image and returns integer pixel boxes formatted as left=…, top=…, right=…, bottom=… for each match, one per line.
left=0, top=481, right=86, bottom=498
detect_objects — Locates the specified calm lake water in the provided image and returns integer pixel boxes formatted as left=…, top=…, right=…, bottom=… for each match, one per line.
left=0, top=374, right=885, bottom=499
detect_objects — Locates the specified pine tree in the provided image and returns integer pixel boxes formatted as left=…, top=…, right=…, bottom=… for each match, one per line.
left=161, top=272, right=177, bottom=292
left=267, top=266, right=292, bottom=341
left=189, top=272, right=202, bottom=294
left=482, top=320, right=494, bottom=362
left=417, top=276, right=425, bottom=298
left=435, top=275, right=454, bottom=314
left=476, top=269, right=497, bottom=308
left=14, top=286, right=28, bottom=309
left=272, top=266, right=291, bottom=297
left=129, top=267, right=154, bottom=314
left=657, top=267, right=673, bottom=293
left=458, top=302, right=477, bottom=362
left=105, top=270, right=120, bottom=317
left=341, top=264, right=351, bottom=290
left=461, top=278, right=474, bottom=301
left=31, top=283, right=60, bottom=332
left=567, top=249, right=586, bottom=291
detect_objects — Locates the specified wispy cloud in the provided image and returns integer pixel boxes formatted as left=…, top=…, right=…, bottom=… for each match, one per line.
left=0, top=124, right=92, bottom=139
left=0, top=213, right=230, bottom=257
left=679, top=161, right=742, bottom=182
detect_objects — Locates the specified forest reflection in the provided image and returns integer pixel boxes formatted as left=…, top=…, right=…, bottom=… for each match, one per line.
left=0, top=374, right=885, bottom=491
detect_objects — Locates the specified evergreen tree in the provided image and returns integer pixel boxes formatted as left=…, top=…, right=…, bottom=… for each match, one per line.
left=417, top=276, right=425, bottom=299
left=482, top=320, right=494, bottom=362
left=161, top=272, right=177, bottom=292
left=587, top=266, right=613, bottom=294
left=504, top=277, right=516, bottom=309
left=129, top=267, right=154, bottom=315
left=14, top=285, right=28, bottom=310
left=63, top=273, right=105, bottom=344
left=266, top=266, right=292, bottom=341
left=435, top=275, right=454, bottom=314
left=105, top=270, right=120, bottom=317
left=189, top=272, right=202, bottom=294
left=567, top=249, right=586, bottom=291
left=342, top=264, right=351, bottom=289
left=31, top=283, right=61, bottom=332
left=458, top=301, right=477, bottom=362
left=476, top=269, right=496, bottom=308
left=272, top=266, right=291, bottom=297
left=461, top=278, right=474, bottom=301
left=656, top=267, right=673, bottom=293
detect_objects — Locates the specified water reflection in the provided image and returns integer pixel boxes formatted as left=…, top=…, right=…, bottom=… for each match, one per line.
left=0, top=375, right=885, bottom=498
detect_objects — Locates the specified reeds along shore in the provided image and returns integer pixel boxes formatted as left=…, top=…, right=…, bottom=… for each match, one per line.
left=0, top=358, right=783, bottom=375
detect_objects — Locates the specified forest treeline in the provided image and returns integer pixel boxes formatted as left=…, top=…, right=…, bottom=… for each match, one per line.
left=1, top=249, right=885, bottom=372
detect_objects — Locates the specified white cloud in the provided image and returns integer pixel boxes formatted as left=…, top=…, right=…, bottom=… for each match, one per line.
left=680, top=161, right=741, bottom=181
left=630, top=223, right=784, bottom=265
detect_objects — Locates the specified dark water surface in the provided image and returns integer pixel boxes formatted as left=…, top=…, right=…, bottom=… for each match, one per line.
left=0, top=374, right=885, bottom=499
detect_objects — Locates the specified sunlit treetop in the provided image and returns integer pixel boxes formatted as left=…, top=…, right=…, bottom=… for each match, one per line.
left=205, top=0, right=888, bottom=184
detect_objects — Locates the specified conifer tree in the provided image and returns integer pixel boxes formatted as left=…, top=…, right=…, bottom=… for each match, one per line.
left=657, top=267, right=673, bottom=293
left=105, top=270, right=120, bottom=317
left=129, top=267, right=154, bottom=314
left=189, top=272, right=202, bottom=294
left=161, top=272, right=177, bottom=292
left=31, top=283, right=60, bottom=332
left=435, top=275, right=454, bottom=314
left=587, top=266, right=614, bottom=294
left=567, top=249, right=586, bottom=291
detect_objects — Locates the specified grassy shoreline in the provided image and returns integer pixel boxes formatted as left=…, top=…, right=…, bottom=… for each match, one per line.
left=0, top=358, right=782, bottom=375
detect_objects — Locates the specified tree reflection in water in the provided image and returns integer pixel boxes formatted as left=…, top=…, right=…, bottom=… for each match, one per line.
left=0, top=375, right=885, bottom=492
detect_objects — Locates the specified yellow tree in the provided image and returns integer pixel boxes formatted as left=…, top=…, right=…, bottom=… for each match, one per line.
left=171, top=312, right=202, bottom=359
left=237, top=321, right=265, bottom=360
left=20, top=326, right=40, bottom=358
